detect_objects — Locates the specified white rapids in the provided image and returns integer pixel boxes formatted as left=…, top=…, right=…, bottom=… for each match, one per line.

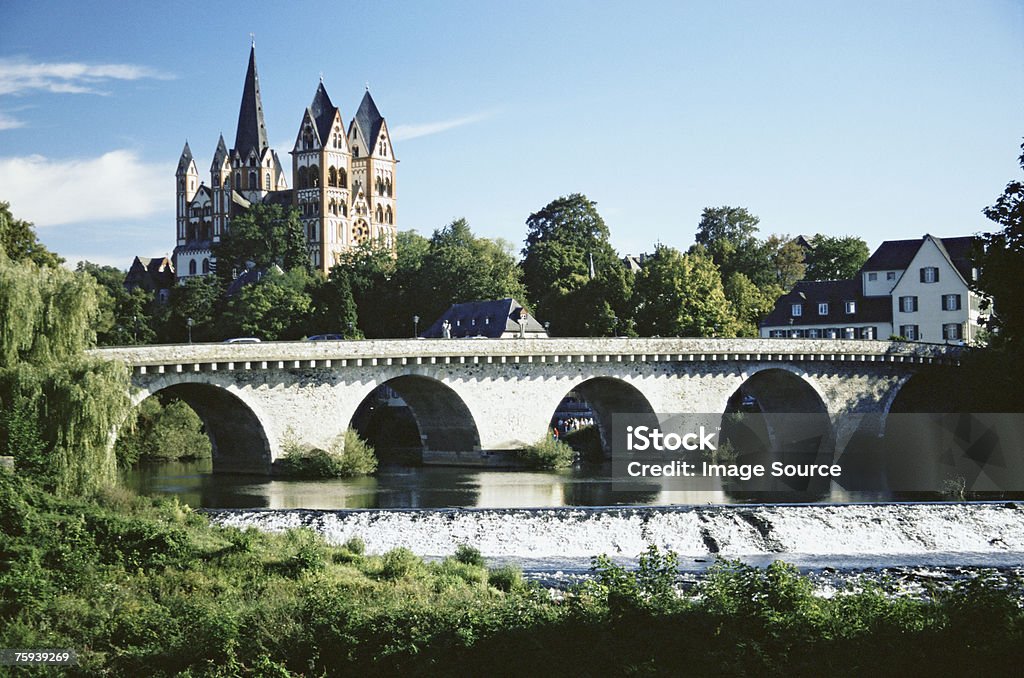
left=205, top=502, right=1024, bottom=568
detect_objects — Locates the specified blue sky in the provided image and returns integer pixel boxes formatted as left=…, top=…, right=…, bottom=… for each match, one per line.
left=1, top=0, right=1021, bottom=268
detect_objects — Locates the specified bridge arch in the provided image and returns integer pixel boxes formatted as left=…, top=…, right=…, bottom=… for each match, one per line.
left=721, top=366, right=833, bottom=494
left=348, top=375, right=482, bottom=463
left=547, top=376, right=659, bottom=458
left=128, top=379, right=273, bottom=474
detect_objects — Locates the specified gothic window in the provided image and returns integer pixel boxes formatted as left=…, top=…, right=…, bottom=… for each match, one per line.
left=375, top=205, right=383, bottom=222
left=341, top=203, right=348, bottom=217
left=339, top=169, right=348, bottom=188
left=202, top=258, right=210, bottom=274
left=385, top=178, right=392, bottom=196
left=309, top=166, right=320, bottom=187
left=385, top=206, right=393, bottom=224
left=265, top=172, right=271, bottom=187
left=328, top=167, right=338, bottom=187
left=249, top=171, right=257, bottom=188
left=189, top=260, right=197, bottom=275
left=302, top=129, right=314, bottom=150
left=352, top=146, right=359, bottom=157
left=297, top=166, right=308, bottom=189
left=213, top=175, right=220, bottom=188
left=375, top=177, right=383, bottom=196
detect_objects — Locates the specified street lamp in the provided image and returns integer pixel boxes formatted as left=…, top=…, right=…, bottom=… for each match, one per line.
left=187, top=317, right=194, bottom=344
left=413, top=315, right=420, bottom=338
left=544, top=321, right=551, bottom=336
left=133, top=314, right=138, bottom=343
left=611, top=316, right=618, bottom=338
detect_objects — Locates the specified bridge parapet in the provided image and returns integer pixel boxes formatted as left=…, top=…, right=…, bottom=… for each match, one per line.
left=92, top=338, right=963, bottom=375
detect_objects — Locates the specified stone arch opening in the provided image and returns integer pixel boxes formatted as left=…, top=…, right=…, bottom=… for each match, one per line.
left=549, top=377, right=658, bottom=460
left=349, top=376, right=482, bottom=464
left=128, top=383, right=272, bottom=474
left=722, top=368, right=832, bottom=494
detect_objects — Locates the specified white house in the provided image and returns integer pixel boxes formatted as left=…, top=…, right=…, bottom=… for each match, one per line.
left=760, top=235, right=985, bottom=343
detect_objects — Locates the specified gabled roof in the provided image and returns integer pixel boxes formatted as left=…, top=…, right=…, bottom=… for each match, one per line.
left=125, top=255, right=175, bottom=292
left=760, top=279, right=892, bottom=328
left=211, top=135, right=229, bottom=171
left=233, top=45, right=269, bottom=161
left=309, top=82, right=339, bottom=144
left=351, top=90, right=385, bottom=151
left=261, top=189, right=294, bottom=207
left=421, top=299, right=548, bottom=338
left=861, top=235, right=978, bottom=285
left=176, top=142, right=194, bottom=174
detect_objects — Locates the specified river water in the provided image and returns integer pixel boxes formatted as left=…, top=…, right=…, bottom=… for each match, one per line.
left=125, top=461, right=1024, bottom=587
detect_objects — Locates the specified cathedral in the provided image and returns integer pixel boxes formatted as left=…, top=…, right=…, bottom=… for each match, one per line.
left=173, top=44, right=397, bottom=280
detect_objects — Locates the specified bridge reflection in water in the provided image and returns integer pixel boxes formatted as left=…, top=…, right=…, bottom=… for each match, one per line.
left=125, top=458, right=923, bottom=510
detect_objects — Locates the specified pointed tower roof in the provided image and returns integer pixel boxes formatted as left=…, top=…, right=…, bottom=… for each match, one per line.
left=176, top=141, right=194, bottom=174
left=352, top=90, right=385, bottom=148
left=211, top=135, right=229, bottom=171
left=308, top=82, right=339, bottom=143
left=233, top=45, right=269, bottom=160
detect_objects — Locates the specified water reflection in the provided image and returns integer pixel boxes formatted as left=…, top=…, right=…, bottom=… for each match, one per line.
left=123, top=460, right=1020, bottom=510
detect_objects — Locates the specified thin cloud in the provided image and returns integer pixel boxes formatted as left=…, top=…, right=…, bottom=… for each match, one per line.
left=0, top=150, right=168, bottom=226
left=391, top=112, right=491, bottom=141
left=0, top=58, right=172, bottom=97
left=0, top=113, right=24, bottom=130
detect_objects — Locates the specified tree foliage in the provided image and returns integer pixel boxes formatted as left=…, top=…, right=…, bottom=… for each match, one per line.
left=0, top=201, right=63, bottom=268
left=0, top=221, right=131, bottom=495
left=521, top=194, right=632, bottom=336
left=632, top=245, right=737, bottom=337
left=976, top=141, right=1024, bottom=351
left=803, top=235, right=870, bottom=281
left=77, top=262, right=157, bottom=346
left=211, top=203, right=311, bottom=286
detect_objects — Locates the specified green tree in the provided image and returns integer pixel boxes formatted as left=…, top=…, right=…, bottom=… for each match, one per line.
left=418, top=219, right=528, bottom=323
left=976, top=141, right=1024, bottom=351
left=632, top=245, right=737, bottom=337
left=0, top=201, right=63, bottom=268
left=309, top=267, right=361, bottom=338
left=77, top=261, right=156, bottom=346
left=723, top=272, right=776, bottom=337
left=211, top=203, right=311, bottom=285
left=0, top=234, right=130, bottom=494
left=803, top=235, right=870, bottom=281
left=764, top=235, right=807, bottom=289
left=162, top=275, right=223, bottom=343
left=222, top=268, right=313, bottom=341
left=521, top=194, right=631, bottom=336
left=694, top=206, right=767, bottom=284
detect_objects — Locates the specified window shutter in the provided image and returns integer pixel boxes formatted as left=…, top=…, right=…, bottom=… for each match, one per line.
left=913, top=297, right=918, bottom=312
left=956, top=295, right=962, bottom=310
left=920, top=268, right=926, bottom=282
left=934, top=269, right=940, bottom=282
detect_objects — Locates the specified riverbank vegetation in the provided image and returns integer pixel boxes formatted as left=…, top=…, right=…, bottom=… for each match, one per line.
left=114, top=397, right=212, bottom=467
left=276, top=428, right=378, bottom=478
left=2, top=471, right=1024, bottom=676
left=518, top=437, right=576, bottom=469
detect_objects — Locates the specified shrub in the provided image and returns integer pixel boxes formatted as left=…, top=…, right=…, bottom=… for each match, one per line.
left=276, top=428, right=377, bottom=478
left=380, top=547, right=422, bottom=580
left=343, top=535, right=366, bottom=555
left=517, top=437, right=575, bottom=470
left=562, top=425, right=603, bottom=461
left=454, top=544, right=485, bottom=567
left=488, top=564, right=525, bottom=593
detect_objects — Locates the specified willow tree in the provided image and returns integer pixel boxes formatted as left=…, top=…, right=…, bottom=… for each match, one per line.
left=0, top=249, right=130, bottom=496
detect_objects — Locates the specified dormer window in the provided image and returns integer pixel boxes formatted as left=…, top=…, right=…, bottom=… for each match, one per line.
left=818, top=303, right=829, bottom=316
left=791, top=304, right=802, bottom=317
left=845, top=300, right=856, bottom=314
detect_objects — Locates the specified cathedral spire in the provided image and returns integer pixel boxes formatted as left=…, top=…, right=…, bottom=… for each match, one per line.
left=233, top=44, right=269, bottom=160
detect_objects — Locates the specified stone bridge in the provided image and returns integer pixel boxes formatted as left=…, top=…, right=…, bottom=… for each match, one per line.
left=92, top=338, right=962, bottom=474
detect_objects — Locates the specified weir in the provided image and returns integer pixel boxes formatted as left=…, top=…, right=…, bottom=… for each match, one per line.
left=205, top=502, right=1024, bottom=565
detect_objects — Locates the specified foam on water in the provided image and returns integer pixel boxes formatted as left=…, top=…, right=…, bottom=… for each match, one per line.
left=205, top=502, right=1024, bottom=568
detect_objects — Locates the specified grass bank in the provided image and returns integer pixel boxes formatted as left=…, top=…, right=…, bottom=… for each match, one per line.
left=2, top=472, right=1023, bottom=676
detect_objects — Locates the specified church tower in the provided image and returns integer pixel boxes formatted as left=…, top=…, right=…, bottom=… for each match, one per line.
left=210, top=135, right=231, bottom=245
left=230, top=43, right=285, bottom=203
left=347, top=90, right=397, bottom=251
left=175, top=142, right=198, bottom=247
left=292, top=81, right=352, bottom=273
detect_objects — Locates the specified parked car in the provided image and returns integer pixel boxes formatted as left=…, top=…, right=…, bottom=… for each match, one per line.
left=222, top=337, right=261, bottom=343
left=305, top=334, right=345, bottom=341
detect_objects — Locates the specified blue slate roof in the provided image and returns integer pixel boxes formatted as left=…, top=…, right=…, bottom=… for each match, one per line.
left=422, top=299, right=547, bottom=338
